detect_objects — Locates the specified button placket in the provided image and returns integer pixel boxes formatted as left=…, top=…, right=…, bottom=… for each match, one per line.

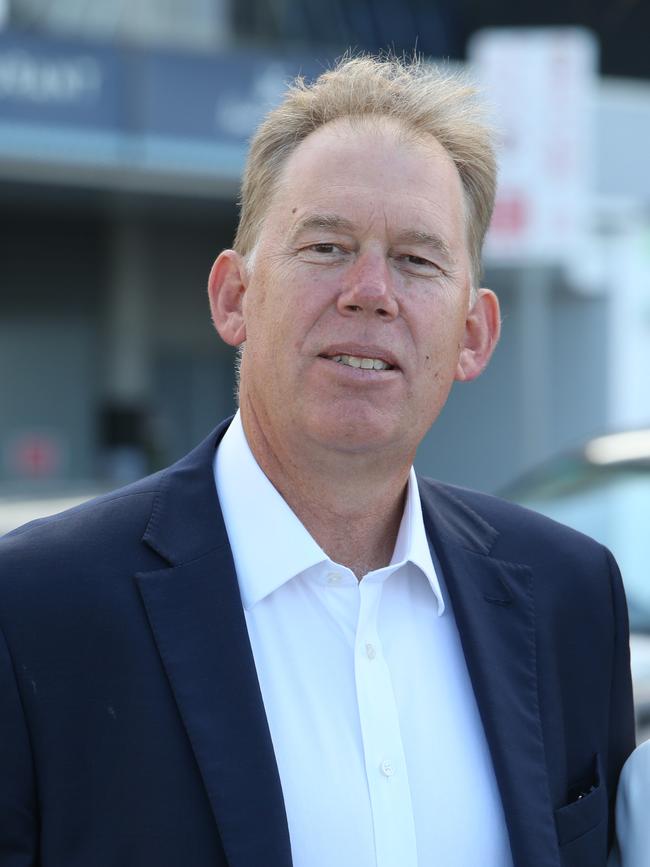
left=353, top=577, right=418, bottom=867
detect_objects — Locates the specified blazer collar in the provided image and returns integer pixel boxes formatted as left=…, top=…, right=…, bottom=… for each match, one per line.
left=419, top=479, right=561, bottom=867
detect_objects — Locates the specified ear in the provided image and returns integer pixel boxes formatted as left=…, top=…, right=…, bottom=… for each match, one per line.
left=455, top=288, right=501, bottom=382
left=207, top=250, right=248, bottom=346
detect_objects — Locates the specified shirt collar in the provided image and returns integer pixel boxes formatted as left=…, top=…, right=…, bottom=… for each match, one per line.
left=214, top=411, right=445, bottom=615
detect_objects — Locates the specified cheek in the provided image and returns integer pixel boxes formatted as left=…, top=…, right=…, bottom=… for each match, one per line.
left=244, top=272, right=287, bottom=338
left=413, top=322, right=464, bottom=398
left=417, top=306, right=465, bottom=358
left=244, top=295, right=310, bottom=368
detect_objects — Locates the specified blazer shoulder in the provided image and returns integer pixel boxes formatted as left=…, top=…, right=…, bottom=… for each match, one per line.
left=0, top=418, right=228, bottom=596
left=0, top=469, right=167, bottom=578
left=417, top=475, right=609, bottom=564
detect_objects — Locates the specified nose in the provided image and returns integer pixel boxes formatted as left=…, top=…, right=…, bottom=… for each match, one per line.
left=336, top=249, right=399, bottom=321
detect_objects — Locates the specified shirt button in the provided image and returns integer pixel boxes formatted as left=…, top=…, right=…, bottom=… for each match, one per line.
left=380, top=759, right=395, bottom=777
left=365, top=642, right=376, bottom=660
left=327, top=573, right=341, bottom=586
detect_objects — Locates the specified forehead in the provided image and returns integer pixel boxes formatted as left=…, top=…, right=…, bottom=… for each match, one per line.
left=267, top=118, right=466, bottom=241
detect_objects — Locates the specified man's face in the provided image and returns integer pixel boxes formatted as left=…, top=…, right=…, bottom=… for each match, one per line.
left=212, top=118, right=499, bottom=462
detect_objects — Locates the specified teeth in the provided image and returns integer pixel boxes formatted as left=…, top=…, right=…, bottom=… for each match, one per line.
left=329, top=354, right=391, bottom=370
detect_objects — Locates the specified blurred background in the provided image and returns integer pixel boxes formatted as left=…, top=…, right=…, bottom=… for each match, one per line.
left=0, top=0, right=649, bottom=728
left=1, top=0, right=649, bottom=493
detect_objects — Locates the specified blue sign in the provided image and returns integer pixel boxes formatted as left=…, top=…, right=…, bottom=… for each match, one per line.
left=0, top=31, right=323, bottom=180
left=0, top=33, right=122, bottom=128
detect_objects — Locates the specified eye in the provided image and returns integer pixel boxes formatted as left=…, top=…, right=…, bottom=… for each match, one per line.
left=297, top=242, right=348, bottom=263
left=396, top=253, right=443, bottom=275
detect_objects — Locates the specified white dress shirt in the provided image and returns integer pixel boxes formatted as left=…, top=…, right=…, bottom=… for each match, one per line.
left=214, top=412, right=512, bottom=867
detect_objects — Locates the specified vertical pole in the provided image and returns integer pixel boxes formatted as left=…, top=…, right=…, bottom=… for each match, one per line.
left=105, top=217, right=151, bottom=405
left=101, top=216, right=152, bottom=481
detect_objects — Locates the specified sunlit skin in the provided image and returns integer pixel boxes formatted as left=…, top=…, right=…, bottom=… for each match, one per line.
left=209, top=118, right=500, bottom=576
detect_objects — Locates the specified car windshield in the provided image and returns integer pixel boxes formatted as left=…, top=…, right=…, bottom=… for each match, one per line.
left=511, top=465, right=650, bottom=634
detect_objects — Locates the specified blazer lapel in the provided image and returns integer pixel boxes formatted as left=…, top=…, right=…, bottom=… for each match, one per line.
left=135, top=421, right=292, bottom=867
left=419, top=480, right=561, bottom=867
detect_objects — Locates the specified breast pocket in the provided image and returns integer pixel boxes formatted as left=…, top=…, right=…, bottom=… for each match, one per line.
left=555, top=754, right=607, bottom=848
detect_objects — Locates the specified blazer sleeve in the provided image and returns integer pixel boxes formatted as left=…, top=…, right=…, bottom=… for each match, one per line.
left=605, top=548, right=637, bottom=838
left=0, top=619, right=39, bottom=865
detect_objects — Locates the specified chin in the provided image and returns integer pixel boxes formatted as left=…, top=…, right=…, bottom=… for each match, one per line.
left=305, top=408, right=406, bottom=456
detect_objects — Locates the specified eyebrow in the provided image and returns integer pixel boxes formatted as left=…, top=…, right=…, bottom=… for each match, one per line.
left=288, top=214, right=357, bottom=244
left=288, top=213, right=455, bottom=264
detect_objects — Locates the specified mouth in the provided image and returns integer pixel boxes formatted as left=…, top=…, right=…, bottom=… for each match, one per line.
left=317, top=344, right=399, bottom=372
left=321, top=353, right=395, bottom=371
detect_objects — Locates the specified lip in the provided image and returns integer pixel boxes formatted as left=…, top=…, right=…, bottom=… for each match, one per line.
left=317, top=344, right=400, bottom=371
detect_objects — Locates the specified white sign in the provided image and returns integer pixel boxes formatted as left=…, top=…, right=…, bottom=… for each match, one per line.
left=469, top=27, right=598, bottom=265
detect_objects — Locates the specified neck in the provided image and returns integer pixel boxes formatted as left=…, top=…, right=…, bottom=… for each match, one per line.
left=240, top=402, right=412, bottom=580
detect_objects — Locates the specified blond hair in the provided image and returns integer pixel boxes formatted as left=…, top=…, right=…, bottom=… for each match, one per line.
left=234, top=55, right=497, bottom=289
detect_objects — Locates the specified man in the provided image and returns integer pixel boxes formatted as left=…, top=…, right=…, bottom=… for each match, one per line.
left=0, top=56, right=635, bottom=866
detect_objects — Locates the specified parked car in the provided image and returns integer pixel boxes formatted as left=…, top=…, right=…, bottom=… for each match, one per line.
left=502, top=428, right=650, bottom=740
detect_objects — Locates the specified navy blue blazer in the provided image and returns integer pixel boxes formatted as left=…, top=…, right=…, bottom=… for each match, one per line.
left=0, top=418, right=635, bottom=866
